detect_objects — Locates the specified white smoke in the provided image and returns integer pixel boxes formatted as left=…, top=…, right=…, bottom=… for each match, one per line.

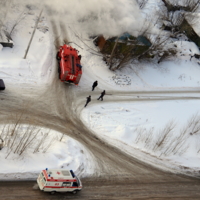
left=41, top=0, right=145, bottom=38
left=4, top=0, right=161, bottom=39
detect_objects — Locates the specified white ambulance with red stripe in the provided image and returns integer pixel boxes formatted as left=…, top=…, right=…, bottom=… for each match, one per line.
left=37, top=168, right=82, bottom=194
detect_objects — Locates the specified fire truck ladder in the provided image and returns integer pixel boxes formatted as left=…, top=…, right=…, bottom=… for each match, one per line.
left=71, top=55, right=75, bottom=75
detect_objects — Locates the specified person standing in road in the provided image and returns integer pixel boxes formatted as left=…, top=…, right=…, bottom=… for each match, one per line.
left=92, top=81, right=98, bottom=91
left=85, top=95, right=91, bottom=107
left=97, top=90, right=106, bottom=101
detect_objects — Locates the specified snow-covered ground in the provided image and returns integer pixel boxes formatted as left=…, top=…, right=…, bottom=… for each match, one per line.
left=0, top=125, right=94, bottom=180
left=1, top=0, right=200, bottom=180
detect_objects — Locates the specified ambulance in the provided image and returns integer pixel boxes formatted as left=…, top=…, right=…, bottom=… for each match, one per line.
left=37, top=168, right=82, bottom=194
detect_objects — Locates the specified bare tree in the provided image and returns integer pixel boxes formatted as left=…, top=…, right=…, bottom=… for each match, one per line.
left=159, top=0, right=200, bottom=38
left=136, top=0, right=148, bottom=9
left=161, top=0, right=199, bottom=12
left=10, top=10, right=27, bottom=36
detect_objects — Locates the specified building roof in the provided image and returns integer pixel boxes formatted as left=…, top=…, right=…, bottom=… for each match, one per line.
left=0, top=28, right=13, bottom=48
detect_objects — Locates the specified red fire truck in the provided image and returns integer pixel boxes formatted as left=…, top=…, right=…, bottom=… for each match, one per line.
left=57, top=44, right=82, bottom=85
left=37, top=168, right=82, bottom=194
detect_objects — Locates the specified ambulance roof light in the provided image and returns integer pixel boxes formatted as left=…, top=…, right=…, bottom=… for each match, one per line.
left=46, top=168, right=48, bottom=171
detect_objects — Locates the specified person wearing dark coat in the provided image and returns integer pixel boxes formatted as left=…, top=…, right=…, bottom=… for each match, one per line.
left=97, top=90, right=106, bottom=101
left=85, top=95, right=91, bottom=107
left=92, top=81, right=98, bottom=91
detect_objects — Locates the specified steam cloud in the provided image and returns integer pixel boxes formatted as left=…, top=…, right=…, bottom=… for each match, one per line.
left=27, top=0, right=145, bottom=38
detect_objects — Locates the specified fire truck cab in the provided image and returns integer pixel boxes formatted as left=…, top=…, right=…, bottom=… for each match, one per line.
left=37, top=168, right=82, bottom=194
left=57, top=44, right=82, bottom=85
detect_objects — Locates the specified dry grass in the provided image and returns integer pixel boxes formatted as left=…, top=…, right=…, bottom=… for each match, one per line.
left=0, top=114, right=58, bottom=159
left=134, top=114, right=200, bottom=157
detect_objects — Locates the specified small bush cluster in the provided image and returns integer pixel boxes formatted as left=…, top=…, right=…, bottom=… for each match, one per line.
left=134, top=113, right=200, bottom=157
left=0, top=115, right=59, bottom=159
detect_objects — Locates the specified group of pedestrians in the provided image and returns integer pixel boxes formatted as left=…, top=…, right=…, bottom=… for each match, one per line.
left=84, top=81, right=106, bottom=107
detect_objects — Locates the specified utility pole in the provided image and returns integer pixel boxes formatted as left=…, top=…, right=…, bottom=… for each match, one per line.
left=23, top=9, right=43, bottom=59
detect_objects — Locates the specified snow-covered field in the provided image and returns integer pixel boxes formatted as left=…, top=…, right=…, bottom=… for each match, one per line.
left=0, top=125, right=94, bottom=180
left=0, top=0, right=200, bottom=180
